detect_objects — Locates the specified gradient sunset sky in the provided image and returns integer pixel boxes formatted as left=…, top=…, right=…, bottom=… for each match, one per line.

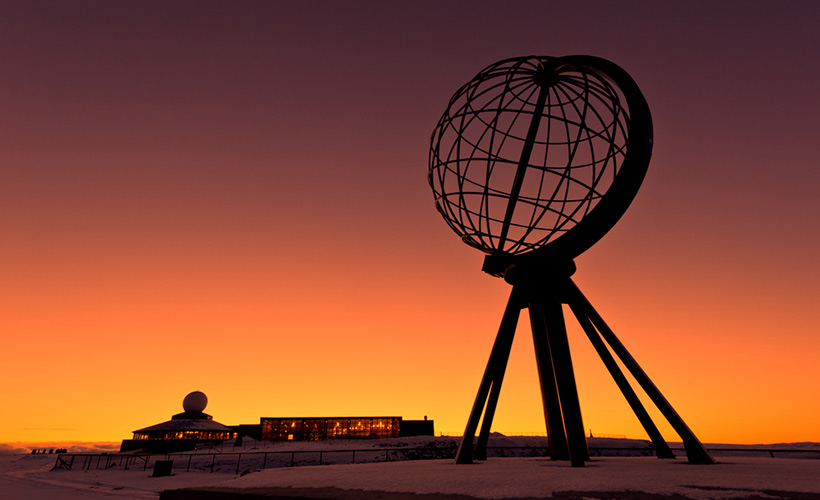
left=2, top=0, right=819, bottom=446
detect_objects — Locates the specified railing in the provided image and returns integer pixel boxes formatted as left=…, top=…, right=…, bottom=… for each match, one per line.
left=670, top=447, right=820, bottom=459
left=52, top=453, right=151, bottom=472
left=52, top=446, right=457, bottom=475
left=53, top=445, right=820, bottom=475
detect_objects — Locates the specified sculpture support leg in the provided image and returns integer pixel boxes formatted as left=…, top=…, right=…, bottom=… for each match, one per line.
left=539, top=296, right=589, bottom=466
left=566, top=280, right=715, bottom=465
left=474, top=365, right=503, bottom=460
left=528, top=300, right=570, bottom=461
left=476, top=289, right=524, bottom=460
left=455, top=288, right=523, bottom=464
left=568, top=300, right=675, bottom=459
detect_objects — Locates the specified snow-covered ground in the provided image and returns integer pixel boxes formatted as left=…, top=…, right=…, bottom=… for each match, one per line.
left=0, top=453, right=235, bottom=499
left=1, top=437, right=819, bottom=499
left=183, top=456, right=820, bottom=499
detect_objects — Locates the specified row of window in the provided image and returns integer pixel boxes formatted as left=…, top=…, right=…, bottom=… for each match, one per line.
left=132, top=431, right=236, bottom=441
left=261, top=417, right=401, bottom=441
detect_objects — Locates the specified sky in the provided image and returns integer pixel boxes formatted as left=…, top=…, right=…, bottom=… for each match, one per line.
left=2, top=0, right=819, bottom=446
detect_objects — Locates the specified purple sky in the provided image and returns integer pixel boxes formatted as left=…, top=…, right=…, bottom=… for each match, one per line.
left=2, top=1, right=820, bottom=444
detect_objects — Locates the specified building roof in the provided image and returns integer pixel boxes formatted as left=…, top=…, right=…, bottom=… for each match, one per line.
left=261, top=416, right=401, bottom=420
left=133, top=417, right=235, bottom=434
left=132, top=391, right=234, bottom=435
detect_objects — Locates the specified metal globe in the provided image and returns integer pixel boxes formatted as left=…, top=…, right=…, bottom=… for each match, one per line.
left=429, top=55, right=652, bottom=264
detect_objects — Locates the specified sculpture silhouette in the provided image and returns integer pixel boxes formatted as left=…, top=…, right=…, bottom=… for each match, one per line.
left=428, top=55, right=714, bottom=466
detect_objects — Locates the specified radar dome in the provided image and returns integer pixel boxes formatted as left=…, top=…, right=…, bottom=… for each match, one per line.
left=182, top=391, right=208, bottom=412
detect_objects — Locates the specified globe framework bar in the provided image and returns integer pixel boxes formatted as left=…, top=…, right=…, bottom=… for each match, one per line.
left=496, top=74, right=551, bottom=253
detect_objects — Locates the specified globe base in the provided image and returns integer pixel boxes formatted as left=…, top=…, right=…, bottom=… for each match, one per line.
left=482, top=254, right=576, bottom=285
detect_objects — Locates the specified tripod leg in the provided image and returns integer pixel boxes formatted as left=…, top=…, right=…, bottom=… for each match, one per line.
left=567, top=280, right=715, bottom=465
left=528, top=300, right=570, bottom=461
left=455, top=287, right=523, bottom=464
left=567, top=300, right=675, bottom=459
left=474, top=365, right=503, bottom=460
left=539, top=296, right=589, bottom=466
left=476, top=290, right=525, bottom=460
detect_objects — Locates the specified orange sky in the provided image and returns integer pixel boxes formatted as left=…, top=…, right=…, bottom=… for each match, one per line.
left=2, top=1, right=820, bottom=446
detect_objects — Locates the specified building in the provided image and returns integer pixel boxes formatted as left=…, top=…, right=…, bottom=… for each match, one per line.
left=259, top=416, right=433, bottom=441
left=120, top=391, right=435, bottom=453
left=120, top=391, right=237, bottom=453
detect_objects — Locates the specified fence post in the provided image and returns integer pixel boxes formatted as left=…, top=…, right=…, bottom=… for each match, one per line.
left=211, top=454, right=216, bottom=473
left=290, top=452, right=295, bottom=467
left=236, top=454, right=242, bottom=475
left=187, top=454, right=193, bottom=472
left=262, top=453, right=267, bottom=470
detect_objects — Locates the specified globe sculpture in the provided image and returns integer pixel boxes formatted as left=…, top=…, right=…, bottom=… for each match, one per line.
left=429, top=55, right=714, bottom=466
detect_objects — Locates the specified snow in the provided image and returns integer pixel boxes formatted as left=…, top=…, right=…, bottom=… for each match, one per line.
left=1, top=437, right=819, bottom=499
left=0, top=454, right=235, bottom=499
left=213, top=456, right=820, bottom=499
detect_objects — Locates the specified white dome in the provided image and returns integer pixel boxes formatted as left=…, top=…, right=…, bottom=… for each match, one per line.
left=182, top=391, right=208, bottom=412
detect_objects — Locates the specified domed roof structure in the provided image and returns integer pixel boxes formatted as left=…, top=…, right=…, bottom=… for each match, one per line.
left=182, top=391, right=208, bottom=412
left=120, top=391, right=236, bottom=453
